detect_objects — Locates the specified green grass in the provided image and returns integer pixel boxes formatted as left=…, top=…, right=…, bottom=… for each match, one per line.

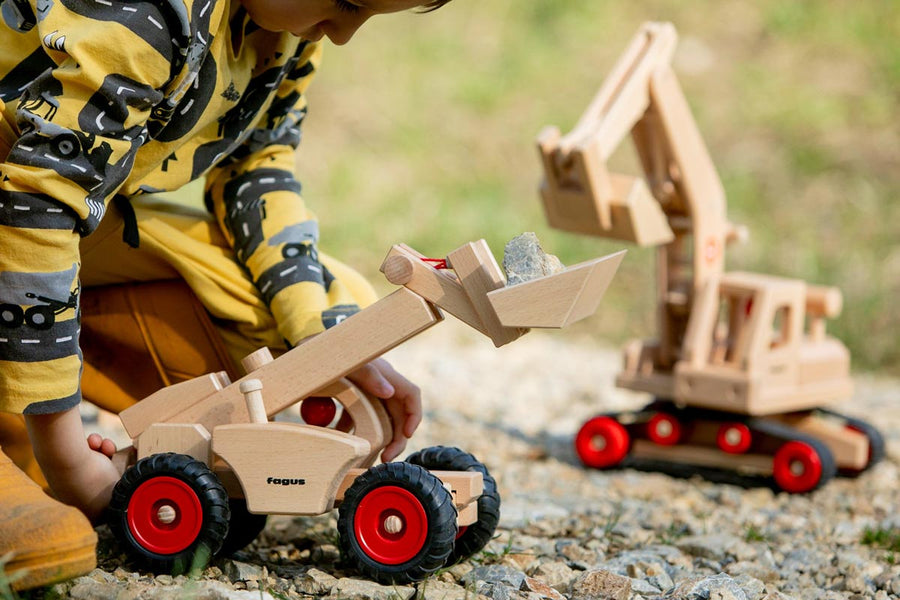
left=297, top=0, right=899, bottom=375
left=861, top=527, right=900, bottom=552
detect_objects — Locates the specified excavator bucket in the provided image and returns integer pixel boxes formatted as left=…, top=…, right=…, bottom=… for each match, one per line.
left=537, top=128, right=674, bottom=246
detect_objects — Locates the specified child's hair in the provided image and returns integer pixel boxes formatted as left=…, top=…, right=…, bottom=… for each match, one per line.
left=419, top=0, right=453, bottom=11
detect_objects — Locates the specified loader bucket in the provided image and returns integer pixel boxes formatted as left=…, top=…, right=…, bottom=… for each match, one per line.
left=486, top=250, right=626, bottom=328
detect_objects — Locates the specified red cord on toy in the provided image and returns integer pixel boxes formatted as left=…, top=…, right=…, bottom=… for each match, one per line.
left=421, top=258, right=448, bottom=269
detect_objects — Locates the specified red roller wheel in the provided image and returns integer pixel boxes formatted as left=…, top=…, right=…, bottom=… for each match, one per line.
left=301, top=397, right=337, bottom=426
left=773, top=441, right=823, bottom=493
left=717, top=423, right=752, bottom=454
left=575, top=416, right=630, bottom=468
left=647, top=412, right=682, bottom=446
left=354, top=486, right=429, bottom=565
left=126, top=476, right=203, bottom=555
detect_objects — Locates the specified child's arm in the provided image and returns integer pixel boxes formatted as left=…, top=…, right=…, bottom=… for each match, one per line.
left=203, top=42, right=421, bottom=459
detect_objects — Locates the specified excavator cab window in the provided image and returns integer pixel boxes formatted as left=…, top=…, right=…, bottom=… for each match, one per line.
left=710, top=293, right=753, bottom=366
left=770, top=305, right=792, bottom=349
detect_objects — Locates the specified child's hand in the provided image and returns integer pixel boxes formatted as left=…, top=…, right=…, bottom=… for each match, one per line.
left=346, top=358, right=422, bottom=462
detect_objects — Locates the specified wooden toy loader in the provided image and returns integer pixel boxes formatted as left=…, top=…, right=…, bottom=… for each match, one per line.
left=537, top=22, right=884, bottom=493
left=102, top=239, right=624, bottom=583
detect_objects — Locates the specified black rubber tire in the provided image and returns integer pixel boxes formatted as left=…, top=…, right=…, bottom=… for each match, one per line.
left=337, top=462, right=456, bottom=584
left=824, top=411, right=887, bottom=475
left=406, top=446, right=500, bottom=565
left=107, top=453, right=230, bottom=574
left=219, top=497, right=268, bottom=556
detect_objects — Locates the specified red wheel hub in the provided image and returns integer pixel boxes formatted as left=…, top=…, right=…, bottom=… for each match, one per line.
left=575, top=416, right=630, bottom=468
left=717, top=423, right=752, bottom=454
left=354, top=485, right=428, bottom=565
left=773, top=441, right=823, bottom=493
left=127, top=476, right=203, bottom=555
left=301, top=397, right=337, bottom=427
left=647, top=413, right=682, bottom=445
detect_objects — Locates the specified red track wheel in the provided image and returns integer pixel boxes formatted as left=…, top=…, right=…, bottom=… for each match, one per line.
left=773, top=441, right=823, bottom=493
left=647, top=412, right=682, bottom=446
left=575, top=416, right=630, bottom=468
left=717, top=423, right=752, bottom=454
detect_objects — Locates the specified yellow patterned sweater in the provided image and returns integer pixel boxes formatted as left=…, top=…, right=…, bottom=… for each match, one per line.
left=0, top=0, right=359, bottom=413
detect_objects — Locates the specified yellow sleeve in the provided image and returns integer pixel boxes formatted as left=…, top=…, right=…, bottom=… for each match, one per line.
left=205, top=41, right=363, bottom=346
left=0, top=0, right=197, bottom=413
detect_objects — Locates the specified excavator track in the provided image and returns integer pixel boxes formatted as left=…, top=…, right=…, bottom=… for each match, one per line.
left=575, top=401, right=881, bottom=493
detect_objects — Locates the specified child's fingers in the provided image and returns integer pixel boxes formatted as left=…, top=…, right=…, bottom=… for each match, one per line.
left=87, top=433, right=117, bottom=458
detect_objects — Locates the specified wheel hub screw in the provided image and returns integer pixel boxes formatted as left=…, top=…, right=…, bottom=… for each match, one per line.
left=383, top=515, right=404, bottom=535
left=157, top=504, right=177, bottom=525
left=656, top=420, right=672, bottom=437
left=725, top=428, right=741, bottom=445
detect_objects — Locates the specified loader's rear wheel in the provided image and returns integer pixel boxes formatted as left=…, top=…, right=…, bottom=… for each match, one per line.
left=338, top=462, right=455, bottom=584
left=647, top=412, right=682, bottom=446
left=108, top=453, right=229, bottom=574
left=575, top=416, right=630, bottom=468
left=219, top=498, right=268, bottom=556
left=772, top=441, right=826, bottom=493
left=406, top=446, right=500, bottom=565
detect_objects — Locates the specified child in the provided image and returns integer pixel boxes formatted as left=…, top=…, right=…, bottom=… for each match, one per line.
left=0, top=0, right=451, bottom=590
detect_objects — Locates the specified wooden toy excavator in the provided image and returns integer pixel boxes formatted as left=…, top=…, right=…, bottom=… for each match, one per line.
left=95, top=239, right=623, bottom=583
left=537, top=22, right=884, bottom=493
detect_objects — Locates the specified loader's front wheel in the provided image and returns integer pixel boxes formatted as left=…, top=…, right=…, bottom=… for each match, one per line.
left=406, top=446, right=500, bottom=565
left=108, top=453, right=230, bottom=574
left=338, top=462, right=455, bottom=584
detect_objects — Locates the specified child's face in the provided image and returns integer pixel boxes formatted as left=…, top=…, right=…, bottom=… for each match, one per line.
left=241, top=0, right=432, bottom=45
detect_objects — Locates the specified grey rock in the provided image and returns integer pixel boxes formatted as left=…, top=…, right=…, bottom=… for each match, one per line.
left=669, top=573, right=749, bottom=600
left=628, top=577, right=663, bottom=596
left=725, top=562, right=780, bottom=583
left=677, top=534, right=745, bottom=562
left=521, top=575, right=567, bottom=600
left=502, top=232, right=565, bottom=286
left=463, top=565, right=528, bottom=589
left=329, top=578, right=416, bottom=600
left=531, top=561, right=578, bottom=592
left=293, top=567, right=337, bottom=595
left=570, top=569, right=632, bottom=600
left=419, top=579, right=482, bottom=600
left=68, top=580, right=120, bottom=600
left=223, top=560, right=264, bottom=582
left=732, top=574, right=767, bottom=599
left=557, top=540, right=601, bottom=569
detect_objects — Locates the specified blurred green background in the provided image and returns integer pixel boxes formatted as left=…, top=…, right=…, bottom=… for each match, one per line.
left=296, top=0, right=899, bottom=375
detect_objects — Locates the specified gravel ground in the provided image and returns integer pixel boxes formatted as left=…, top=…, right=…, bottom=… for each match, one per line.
left=41, top=320, right=900, bottom=600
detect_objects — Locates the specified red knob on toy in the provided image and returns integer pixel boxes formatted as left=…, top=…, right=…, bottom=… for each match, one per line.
left=301, top=397, right=338, bottom=426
